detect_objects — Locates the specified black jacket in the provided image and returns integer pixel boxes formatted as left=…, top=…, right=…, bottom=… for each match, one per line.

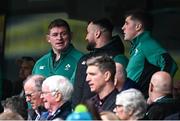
left=88, top=89, right=119, bottom=112
left=146, top=95, right=180, bottom=120
left=72, top=35, right=124, bottom=108
left=47, top=101, right=72, bottom=120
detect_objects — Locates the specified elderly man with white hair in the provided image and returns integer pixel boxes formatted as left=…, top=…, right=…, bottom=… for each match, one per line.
left=114, top=88, right=147, bottom=120
left=41, top=75, right=73, bottom=120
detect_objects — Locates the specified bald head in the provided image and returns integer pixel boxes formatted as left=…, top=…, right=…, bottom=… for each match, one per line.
left=151, top=71, right=172, bottom=94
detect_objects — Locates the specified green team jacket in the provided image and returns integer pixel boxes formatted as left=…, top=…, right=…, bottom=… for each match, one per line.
left=127, top=31, right=178, bottom=95
left=32, top=44, right=83, bottom=84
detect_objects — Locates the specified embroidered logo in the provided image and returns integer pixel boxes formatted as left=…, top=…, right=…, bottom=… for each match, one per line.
left=81, top=61, right=86, bottom=65
left=65, top=64, right=71, bottom=71
left=39, top=66, right=45, bottom=70
left=134, top=48, right=138, bottom=56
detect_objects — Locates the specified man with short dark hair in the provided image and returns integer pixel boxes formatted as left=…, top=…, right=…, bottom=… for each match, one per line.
left=86, top=55, right=118, bottom=112
left=32, top=18, right=83, bottom=83
left=122, top=9, right=178, bottom=97
left=72, top=18, right=128, bottom=108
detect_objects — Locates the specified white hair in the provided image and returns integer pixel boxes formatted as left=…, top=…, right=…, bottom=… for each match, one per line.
left=116, top=88, right=147, bottom=120
left=42, top=75, right=73, bottom=102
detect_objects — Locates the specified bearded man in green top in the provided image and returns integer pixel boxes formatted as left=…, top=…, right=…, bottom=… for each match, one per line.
left=32, top=18, right=83, bottom=84
left=122, top=9, right=178, bottom=97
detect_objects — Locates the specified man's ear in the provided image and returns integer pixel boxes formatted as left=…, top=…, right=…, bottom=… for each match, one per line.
left=128, top=108, right=135, bottom=117
left=95, top=30, right=101, bottom=38
left=46, top=34, right=51, bottom=43
left=149, top=82, right=154, bottom=93
left=104, top=71, right=111, bottom=82
left=114, top=78, right=117, bottom=86
left=135, top=23, right=142, bottom=31
left=55, top=92, right=62, bottom=102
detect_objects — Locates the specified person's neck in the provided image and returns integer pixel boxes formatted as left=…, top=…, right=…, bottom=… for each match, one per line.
left=95, top=36, right=111, bottom=48
left=98, top=83, right=115, bottom=100
left=50, top=102, right=64, bottom=114
left=151, top=93, right=165, bottom=102
left=52, top=50, right=61, bottom=61
left=131, top=30, right=144, bottom=41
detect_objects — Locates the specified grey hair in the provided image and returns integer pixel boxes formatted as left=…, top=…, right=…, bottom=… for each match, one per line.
left=23, top=74, right=45, bottom=91
left=116, top=88, right=147, bottom=120
left=42, top=75, right=73, bottom=102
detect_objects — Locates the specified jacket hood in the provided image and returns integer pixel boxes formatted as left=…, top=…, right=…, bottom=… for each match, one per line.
left=92, top=35, right=125, bottom=55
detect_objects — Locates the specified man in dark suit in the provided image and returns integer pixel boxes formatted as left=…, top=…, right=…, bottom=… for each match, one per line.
left=146, top=71, right=180, bottom=120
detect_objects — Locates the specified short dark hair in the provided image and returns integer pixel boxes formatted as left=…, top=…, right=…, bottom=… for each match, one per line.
left=86, top=55, right=116, bottom=81
left=48, top=18, right=71, bottom=34
left=125, top=9, right=153, bottom=31
left=90, top=18, right=114, bottom=33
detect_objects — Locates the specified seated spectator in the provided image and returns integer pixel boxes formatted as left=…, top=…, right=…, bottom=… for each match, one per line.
left=114, top=63, right=139, bottom=92
left=146, top=71, right=180, bottom=120
left=114, top=88, right=147, bottom=120
left=114, top=63, right=125, bottom=91
left=1, top=95, right=28, bottom=119
left=12, top=56, right=35, bottom=95
left=86, top=55, right=119, bottom=112
left=23, top=75, right=48, bottom=120
left=41, top=75, right=73, bottom=120
left=0, top=111, right=24, bottom=120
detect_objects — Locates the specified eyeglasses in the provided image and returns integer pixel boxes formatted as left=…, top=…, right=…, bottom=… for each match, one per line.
left=25, top=91, right=40, bottom=98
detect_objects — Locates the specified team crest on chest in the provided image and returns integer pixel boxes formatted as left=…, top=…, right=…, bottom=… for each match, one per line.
left=39, top=66, right=45, bottom=70
left=65, top=64, right=71, bottom=70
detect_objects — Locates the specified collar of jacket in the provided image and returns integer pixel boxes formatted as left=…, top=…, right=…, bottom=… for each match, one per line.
left=90, top=35, right=124, bottom=54
left=156, top=94, right=175, bottom=103
left=48, top=101, right=71, bottom=119
left=130, top=31, right=150, bottom=54
left=51, top=43, right=74, bottom=59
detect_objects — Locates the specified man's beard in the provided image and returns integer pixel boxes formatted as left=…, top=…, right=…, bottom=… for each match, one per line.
left=86, top=42, right=96, bottom=51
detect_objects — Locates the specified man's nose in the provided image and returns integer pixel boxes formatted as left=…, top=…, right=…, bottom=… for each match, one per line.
left=122, top=24, right=126, bottom=31
left=86, top=75, right=90, bottom=82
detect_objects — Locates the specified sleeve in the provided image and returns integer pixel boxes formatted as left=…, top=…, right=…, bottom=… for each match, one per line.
left=71, top=58, right=85, bottom=109
left=146, top=52, right=178, bottom=77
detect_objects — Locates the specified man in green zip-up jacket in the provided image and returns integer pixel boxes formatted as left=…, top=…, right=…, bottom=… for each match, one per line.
left=122, top=9, right=178, bottom=97
left=32, top=19, right=83, bottom=84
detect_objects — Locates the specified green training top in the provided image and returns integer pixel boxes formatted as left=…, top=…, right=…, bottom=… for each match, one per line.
left=32, top=44, right=83, bottom=84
